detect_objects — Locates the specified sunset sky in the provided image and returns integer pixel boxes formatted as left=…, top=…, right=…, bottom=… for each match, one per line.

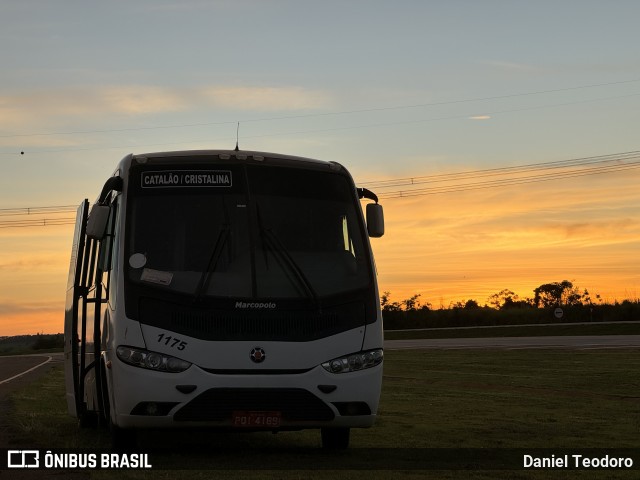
left=1, top=1, right=639, bottom=335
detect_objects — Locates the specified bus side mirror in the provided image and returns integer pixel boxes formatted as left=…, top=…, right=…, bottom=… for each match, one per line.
left=366, top=203, right=384, bottom=238
left=86, top=205, right=110, bottom=240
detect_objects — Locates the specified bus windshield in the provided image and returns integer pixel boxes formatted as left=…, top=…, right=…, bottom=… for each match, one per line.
left=126, top=164, right=371, bottom=300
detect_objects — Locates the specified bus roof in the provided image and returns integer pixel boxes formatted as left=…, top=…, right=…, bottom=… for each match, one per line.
left=127, top=150, right=342, bottom=170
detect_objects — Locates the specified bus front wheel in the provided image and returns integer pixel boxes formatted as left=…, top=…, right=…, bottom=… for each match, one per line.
left=100, top=363, right=137, bottom=450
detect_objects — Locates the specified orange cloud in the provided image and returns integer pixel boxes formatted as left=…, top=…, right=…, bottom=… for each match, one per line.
left=0, top=224, right=71, bottom=335
left=1, top=306, right=64, bottom=336
left=371, top=168, right=640, bottom=307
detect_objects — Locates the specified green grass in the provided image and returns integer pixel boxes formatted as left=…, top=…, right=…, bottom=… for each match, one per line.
left=7, top=349, right=640, bottom=479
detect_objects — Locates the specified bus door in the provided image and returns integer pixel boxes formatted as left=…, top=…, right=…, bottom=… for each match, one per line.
left=64, top=200, right=103, bottom=420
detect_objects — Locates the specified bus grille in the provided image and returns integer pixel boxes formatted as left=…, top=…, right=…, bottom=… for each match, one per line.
left=139, top=298, right=365, bottom=341
left=173, top=388, right=335, bottom=422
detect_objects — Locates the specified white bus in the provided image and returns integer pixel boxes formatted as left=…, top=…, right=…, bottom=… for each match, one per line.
left=64, top=150, right=384, bottom=449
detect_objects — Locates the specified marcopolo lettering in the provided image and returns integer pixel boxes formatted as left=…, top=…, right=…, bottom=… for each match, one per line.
left=235, top=302, right=277, bottom=309
left=141, top=170, right=232, bottom=188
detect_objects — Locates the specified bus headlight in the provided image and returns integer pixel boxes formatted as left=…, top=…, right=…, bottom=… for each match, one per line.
left=321, top=349, right=383, bottom=374
left=116, top=346, right=192, bottom=373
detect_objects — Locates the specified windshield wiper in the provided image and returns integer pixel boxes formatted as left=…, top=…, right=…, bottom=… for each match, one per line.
left=193, top=226, right=230, bottom=301
left=259, top=226, right=317, bottom=301
left=255, top=205, right=317, bottom=301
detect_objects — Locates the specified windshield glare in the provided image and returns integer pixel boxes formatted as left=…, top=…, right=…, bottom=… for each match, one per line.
left=127, top=165, right=370, bottom=299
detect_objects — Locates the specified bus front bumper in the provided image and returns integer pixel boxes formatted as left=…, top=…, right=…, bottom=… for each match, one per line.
left=108, top=358, right=382, bottom=430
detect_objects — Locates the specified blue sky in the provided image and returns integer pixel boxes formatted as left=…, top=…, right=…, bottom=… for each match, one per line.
left=1, top=1, right=640, bottom=333
left=3, top=2, right=640, bottom=164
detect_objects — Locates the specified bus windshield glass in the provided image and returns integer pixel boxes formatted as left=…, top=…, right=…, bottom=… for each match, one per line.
left=126, top=163, right=371, bottom=300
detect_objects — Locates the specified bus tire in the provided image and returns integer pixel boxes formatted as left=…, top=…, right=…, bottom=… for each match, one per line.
left=100, top=364, right=137, bottom=451
left=321, top=427, right=350, bottom=449
left=98, top=362, right=110, bottom=428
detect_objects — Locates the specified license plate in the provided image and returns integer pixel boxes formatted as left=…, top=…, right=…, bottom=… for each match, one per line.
left=232, top=411, right=282, bottom=428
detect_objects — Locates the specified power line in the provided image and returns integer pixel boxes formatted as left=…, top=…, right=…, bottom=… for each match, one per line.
left=0, top=217, right=75, bottom=228
left=377, top=160, right=640, bottom=199
left=0, top=205, right=77, bottom=217
left=362, top=150, right=640, bottom=190
left=1, top=149, right=639, bottom=228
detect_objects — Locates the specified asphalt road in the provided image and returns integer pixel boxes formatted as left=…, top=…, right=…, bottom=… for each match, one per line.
left=384, top=334, right=640, bottom=350
left=0, top=354, right=63, bottom=394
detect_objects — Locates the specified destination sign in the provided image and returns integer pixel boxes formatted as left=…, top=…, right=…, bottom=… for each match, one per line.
left=141, top=170, right=232, bottom=188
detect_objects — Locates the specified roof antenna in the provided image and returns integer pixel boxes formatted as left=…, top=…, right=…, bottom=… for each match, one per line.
left=234, top=122, right=240, bottom=151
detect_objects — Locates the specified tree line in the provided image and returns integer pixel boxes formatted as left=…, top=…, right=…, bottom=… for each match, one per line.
left=380, top=280, right=618, bottom=312
left=0, top=333, right=64, bottom=355
left=380, top=280, right=639, bottom=329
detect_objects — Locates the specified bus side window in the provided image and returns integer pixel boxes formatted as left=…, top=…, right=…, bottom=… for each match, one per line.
left=98, top=203, right=116, bottom=273
left=95, top=197, right=119, bottom=302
